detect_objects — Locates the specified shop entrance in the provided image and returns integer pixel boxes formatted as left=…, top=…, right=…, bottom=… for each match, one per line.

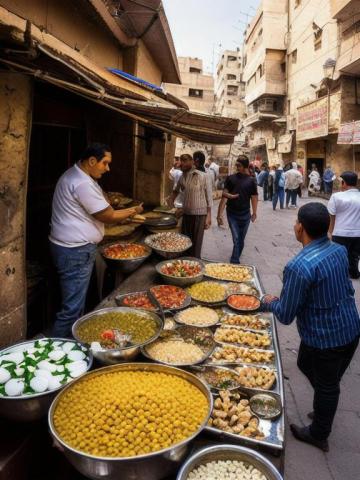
left=306, top=157, right=324, bottom=186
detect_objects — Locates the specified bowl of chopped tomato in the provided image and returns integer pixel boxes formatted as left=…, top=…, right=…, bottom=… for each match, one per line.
left=227, top=294, right=261, bottom=313
left=101, top=242, right=152, bottom=273
left=155, top=257, right=204, bottom=286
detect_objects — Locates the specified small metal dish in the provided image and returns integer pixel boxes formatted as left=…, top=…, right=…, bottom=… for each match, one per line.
left=155, top=257, right=204, bottom=287
left=115, top=291, right=157, bottom=311
left=176, top=444, right=283, bottom=480
left=187, top=280, right=228, bottom=306
left=227, top=294, right=261, bottom=313
left=175, top=306, right=220, bottom=328
left=203, top=263, right=255, bottom=283
left=250, top=392, right=282, bottom=420
left=142, top=326, right=216, bottom=367
left=150, top=285, right=192, bottom=312
left=189, top=365, right=241, bottom=391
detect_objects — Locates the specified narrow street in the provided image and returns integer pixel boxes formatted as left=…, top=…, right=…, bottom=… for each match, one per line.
left=203, top=196, right=360, bottom=480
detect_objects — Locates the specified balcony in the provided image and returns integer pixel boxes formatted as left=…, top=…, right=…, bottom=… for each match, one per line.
left=245, top=74, right=286, bottom=105
left=244, top=112, right=280, bottom=127
left=331, top=0, right=360, bottom=20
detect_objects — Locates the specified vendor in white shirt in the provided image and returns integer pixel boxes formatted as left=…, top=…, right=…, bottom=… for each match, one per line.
left=50, top=143, right=143, bottom=337
left=328, top=171, right=360, bottom=279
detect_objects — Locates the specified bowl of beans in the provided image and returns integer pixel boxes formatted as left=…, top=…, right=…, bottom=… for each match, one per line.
left=145, top=233, right=192, bottom=259
left=100, top=242, right=152, bottom=273
left=49, top=363, right=213, bottom=480
left=72, top=307, right=163, bottom=364
left=176, top=444, right=283, bottom=480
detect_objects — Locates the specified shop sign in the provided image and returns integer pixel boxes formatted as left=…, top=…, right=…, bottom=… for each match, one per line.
left=297, top=97, right=328, bottom=141
left=338, top=121, right=360, bottom=144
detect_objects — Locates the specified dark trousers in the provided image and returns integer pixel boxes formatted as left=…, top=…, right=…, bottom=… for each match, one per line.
left=272, top=187, right=285, bottom=210
left=324, top=181, right=333, bottom=195
left=297, top=337, right=359, bottom=440
left=226, top=210, right=251, bottom=264
left=263, top=180, right=269, bottom=201
left=181, top=214, right=206, bottom=258
left=332, top=236, right=360, bottom=279
left=268, top=184, right=274, bottom=201
left=286, top=188, right=298, bottom=207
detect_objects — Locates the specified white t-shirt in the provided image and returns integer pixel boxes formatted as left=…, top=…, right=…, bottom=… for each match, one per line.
left=50, top=163, right=109, bottom=247
left=328, top=189, right=360, bottom=237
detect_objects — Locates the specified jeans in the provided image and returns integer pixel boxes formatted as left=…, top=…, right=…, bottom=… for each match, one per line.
left=272, top=187, right=285, bottom=210
left=324, top=181, right=333, bottom=195
left=286, top=188, right=298, bottom=207
left=263, top=180, right=269, bottom=201
left=297, top=337, right=359, bottom=440
left=50, top=242, right=97, bottom=337
left=332, top=236, right=360, bottom=279
left=226, top=210, right=251, bottom=264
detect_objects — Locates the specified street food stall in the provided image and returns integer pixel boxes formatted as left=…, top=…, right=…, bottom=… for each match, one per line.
left=0, top=230, right=285, bottom=480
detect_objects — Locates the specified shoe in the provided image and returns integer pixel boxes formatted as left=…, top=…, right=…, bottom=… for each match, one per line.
left=308, top=411, right=314, bottom=420
left=290, top=424, right=329, bottom=452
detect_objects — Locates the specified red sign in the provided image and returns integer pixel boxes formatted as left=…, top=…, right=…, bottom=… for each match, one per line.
left=338, top=121, right=360, bottom=144
left=297, top=97, right=328, bottom=141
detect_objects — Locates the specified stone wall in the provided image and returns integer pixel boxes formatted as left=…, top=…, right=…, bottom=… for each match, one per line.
left=0, top=73, right=32, bottom=347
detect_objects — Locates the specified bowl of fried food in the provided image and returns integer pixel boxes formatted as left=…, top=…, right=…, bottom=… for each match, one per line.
left=101, top=242, right=152, bottom=273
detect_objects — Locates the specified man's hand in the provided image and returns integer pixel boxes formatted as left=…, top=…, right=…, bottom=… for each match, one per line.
left=262, top=294, right=278, bottom=304
left=227, top=193, right=240, bottom=199
left=217, top=215, right=224, bottom=227
left=251, top=213, right=257, bottom=223
left=205, top=213, right=211, bottom=230
left=175, top=208, right=183, bottom=219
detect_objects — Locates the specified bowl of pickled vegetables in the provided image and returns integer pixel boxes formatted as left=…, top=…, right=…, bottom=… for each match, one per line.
left=101, top=242, right=152, bottom=273
left=72, top=307, right=163, bottom=364
left=156, top=257, right=204, bottom=287
left=227, top=294, right=261, bottom=313
left=187, top=281, right=228, bottom=305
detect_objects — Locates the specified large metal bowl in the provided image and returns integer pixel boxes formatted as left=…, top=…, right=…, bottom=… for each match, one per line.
left=155, top=257, right=204, bottom=287
left=100, top=242, right=152, bottom=273
left=0, top=338, right=92, bottom=422
left=72, top=307, right=163, bottom=365
left=48, top=363, right=213, bottom=480
left=176, top=444, right=283, bottom=480
left=144, top=233, right=192, bottom=259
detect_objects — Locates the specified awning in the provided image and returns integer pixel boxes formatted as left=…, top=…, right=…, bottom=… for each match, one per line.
left=278, top=133, right=293, bottom=153
left=0, top=7, right=238, bottom=144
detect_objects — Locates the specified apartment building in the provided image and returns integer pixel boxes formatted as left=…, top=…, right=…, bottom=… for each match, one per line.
left=165, top=57, right=215, bottom=114
left=242, top=0, right=288, bottom=167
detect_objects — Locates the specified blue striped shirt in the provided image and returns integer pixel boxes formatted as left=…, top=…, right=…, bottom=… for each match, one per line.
left=263, top=237, right=360, bottom=349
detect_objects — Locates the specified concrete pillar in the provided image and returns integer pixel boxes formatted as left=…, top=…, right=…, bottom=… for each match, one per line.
left=0, top=72, right=33, bottom=347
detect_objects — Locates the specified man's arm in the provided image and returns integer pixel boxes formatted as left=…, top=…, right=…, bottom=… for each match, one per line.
left=93, top=205, right=142, bottom=224
left=204, top=174, right=213, bottom=229
left=217, top=195, right=227, bottom=226
left=328, top=215, right=336, bottom=238
left=262, top=267, right=309, bottom=325
left=250, top=195, right=258, bottom=222
left=327, top=195, right=336, bottom=238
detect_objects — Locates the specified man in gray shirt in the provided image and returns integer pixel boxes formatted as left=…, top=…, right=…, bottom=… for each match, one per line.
left=50, top=143, right=142, bottom=337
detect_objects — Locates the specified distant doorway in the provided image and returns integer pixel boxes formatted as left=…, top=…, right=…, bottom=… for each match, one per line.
left=306, top=158, right=324, bottom=186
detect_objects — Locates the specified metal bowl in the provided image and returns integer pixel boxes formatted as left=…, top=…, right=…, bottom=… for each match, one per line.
left=176, top=444, right=283, bottom=480
left=72, top=307, right=163, bottom=365
left=48, top=363, right=213, bottom=480
left=189, top=365, right=242, bottom=391
left=0, top=338, right=92, bottom=422
left=250, top=392, right=282, bottom=420
left=142, top=326, right=216, bottom=367
left=144, top=233, right=192, bottom=259
left=227, top=294, right=261, bottom=313
left=100, top=243, right=152, bottom=273
left=155, top=257, right=204, bottom=287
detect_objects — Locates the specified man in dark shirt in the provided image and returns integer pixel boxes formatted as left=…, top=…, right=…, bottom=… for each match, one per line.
left=262, top=203, right=360, bottom=451
left=217, top=156, right=258, bottom=263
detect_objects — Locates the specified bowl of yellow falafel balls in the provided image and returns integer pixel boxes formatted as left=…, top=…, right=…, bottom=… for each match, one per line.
left=48, top=362, right=212, bottom=480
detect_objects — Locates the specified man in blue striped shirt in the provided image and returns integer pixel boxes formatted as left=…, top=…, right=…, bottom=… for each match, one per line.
left=262, top=202, right=360, bottom=452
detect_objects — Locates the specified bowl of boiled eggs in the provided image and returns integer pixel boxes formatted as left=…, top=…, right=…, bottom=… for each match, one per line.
left=0, top=338, right=92, bottom=422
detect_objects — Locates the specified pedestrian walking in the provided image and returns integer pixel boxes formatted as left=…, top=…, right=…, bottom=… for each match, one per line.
left=205, top=157, right=220, bottom=190
left=262, top=202, right=360, bottom=452
left=217, top=155, right=258, bottom=264
left=323, top=165, right=336, bottom=195
left=50, top=143, right=143, bottom=337
left=297, top=165, right=304, bottom=198
left=170, top=153, right=212, bottom=258
left=257, top=163, right=270, bottom=201
left=268, top=165, right=276, bottom=201
left=194, top=150, right=206, bottom=173
left=328, top=171, right=360, bottom=279
left=285, top=162, right=303, bottom=208
left=169, top=156, right=183, bottom=208
left=272, top=164, right=285, bottom=210
left=308, top=166, right=321, bottom=196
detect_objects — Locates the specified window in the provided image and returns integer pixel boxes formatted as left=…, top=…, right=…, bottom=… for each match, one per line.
left=189, top=67, right=201, bottom=74
left=291, top=49, right=297, bottom=64
left=295, top=0, right=301, bottom=7
left=228, top=100, right=232, bottom=105
left=189, top=88, right=203, bottom=98
left=227, top=85, right=238, bottom=96
left=228, top=56, right=237, bottom=62
left=258, top=64, right=263, bottom=78
left=227, top=74, right=237, bottom=80
left=243, top=55, right=247, bottom=67
left=281, top=62, right=286, bottom=73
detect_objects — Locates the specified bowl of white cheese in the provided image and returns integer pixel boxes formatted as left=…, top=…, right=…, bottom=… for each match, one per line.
left=0, top=338, right=92, bottom=422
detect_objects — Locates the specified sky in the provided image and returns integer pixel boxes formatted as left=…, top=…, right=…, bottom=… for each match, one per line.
left=162, top=0, right=259, bottom=75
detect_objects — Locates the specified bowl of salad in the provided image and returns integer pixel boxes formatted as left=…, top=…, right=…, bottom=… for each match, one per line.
left=155, top=257, right=204, bottom=287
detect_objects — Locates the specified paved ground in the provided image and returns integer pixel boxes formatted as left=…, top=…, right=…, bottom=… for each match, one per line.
left=202, top=194, right=360, bottom=480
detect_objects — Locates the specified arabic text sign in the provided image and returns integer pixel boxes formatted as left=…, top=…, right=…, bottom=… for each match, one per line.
left=297, top=97, right=328, bottom=141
